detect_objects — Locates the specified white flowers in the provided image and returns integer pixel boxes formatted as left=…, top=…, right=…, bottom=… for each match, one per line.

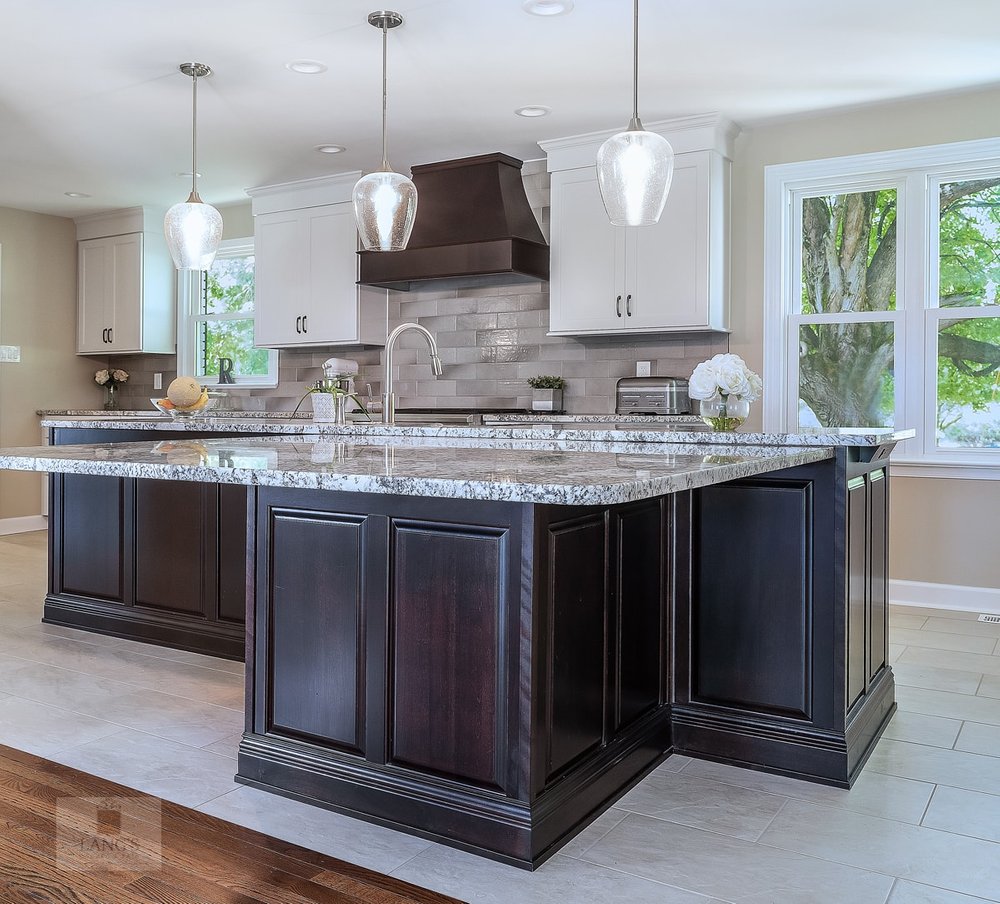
left=94, top=368, right=129, bottom=386
left=688, top=354, right=762, bottom=402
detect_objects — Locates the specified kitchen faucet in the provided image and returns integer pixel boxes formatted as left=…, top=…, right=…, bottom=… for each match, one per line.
left=382, top=322, right=443, bottom=424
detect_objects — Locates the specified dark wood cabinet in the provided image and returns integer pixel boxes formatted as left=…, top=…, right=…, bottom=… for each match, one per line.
left=45, top=427, right=252, bottom=660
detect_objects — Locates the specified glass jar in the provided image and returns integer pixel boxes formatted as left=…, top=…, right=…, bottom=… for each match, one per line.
left=103, top=383, right=120, bottom=411
left=699, top=395, right=750, bottom=431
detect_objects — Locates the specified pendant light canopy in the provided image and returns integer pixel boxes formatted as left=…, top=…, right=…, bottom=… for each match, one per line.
left=596, top=0, right=674, bottom=227
left=352, top=11, right=418, bottom=252
left=164, top=62, right=224, bottom=271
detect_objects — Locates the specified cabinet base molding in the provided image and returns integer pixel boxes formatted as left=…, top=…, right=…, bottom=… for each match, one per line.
left=238, top=706, right=671, bottom=870
left=889, top=579, right=1000, bottom=616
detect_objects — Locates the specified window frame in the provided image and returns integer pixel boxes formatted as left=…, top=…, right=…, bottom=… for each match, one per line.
left=176, top=237, right=278, bottom=389
left=764, top=137, right=1000, bottom=479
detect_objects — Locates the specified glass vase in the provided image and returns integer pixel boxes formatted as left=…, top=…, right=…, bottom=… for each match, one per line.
left=699, top=395, right=750, bottom=432
left=103, top=383, right=120, bottom=411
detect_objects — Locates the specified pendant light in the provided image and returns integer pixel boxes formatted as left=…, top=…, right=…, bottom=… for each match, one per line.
left=352, top=11, right=417, bottom=252
left=164, top=62, right=224, bottom=270
left=596, top=0, right=674, bottom=227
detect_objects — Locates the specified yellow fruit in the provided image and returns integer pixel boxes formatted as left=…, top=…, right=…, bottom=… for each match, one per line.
left=186, top=390, right=210, bottom=411
left=167, top=376, right=202, bottom=408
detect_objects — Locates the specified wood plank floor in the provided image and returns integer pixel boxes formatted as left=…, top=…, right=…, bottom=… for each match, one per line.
left=0, top=743, right=464, bottom=904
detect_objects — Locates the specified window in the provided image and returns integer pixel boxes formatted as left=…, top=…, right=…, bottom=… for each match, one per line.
left=176, top=238, right=278, bottom=387
left=764, top=138, right=1000, bottom=475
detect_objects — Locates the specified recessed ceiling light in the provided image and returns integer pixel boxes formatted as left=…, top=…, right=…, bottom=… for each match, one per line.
left=286, top=60, right=328, bottom=74
left=515, top=105, right=551, bottom=118
left=315, top=144, right=346, bottom=154
left=522, top=0, right=574, bottom=16
left=64, top=191, right=91, bottom=198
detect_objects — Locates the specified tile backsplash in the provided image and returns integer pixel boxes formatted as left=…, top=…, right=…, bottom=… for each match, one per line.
left=111, top=162, right=728, bottom=414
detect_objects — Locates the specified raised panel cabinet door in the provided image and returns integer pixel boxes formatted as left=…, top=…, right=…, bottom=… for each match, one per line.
left=627, top=154, right=707, bottom=331
left=548, top=168, right=625, bottom=334
left=109, top=233, right=143, bottom=351
left=267, top=509, right=366, bottom=753
left=847, top=476, right=869, bottom=710
left=55, top=474, right=126, bottom=603
left=78, top=238, right=111, bottom=354
left=306, top=205, right=362, bottom=344
left=868, top=470, right=888, bottom=682
left=389, top=519, right=508, bottom=791
left=254, top=211, right=309, bottom=348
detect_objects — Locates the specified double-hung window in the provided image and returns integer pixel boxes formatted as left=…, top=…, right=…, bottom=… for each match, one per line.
left=176, top=237, right=278, bottom=387
left=764, top=138, right=1000, bottom=476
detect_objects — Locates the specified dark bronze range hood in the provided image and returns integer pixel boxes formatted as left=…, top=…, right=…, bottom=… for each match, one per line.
left=357, top=152, right=549, bottom=291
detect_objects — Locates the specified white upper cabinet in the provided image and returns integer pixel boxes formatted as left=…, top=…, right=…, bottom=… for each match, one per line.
left=248, top=173, right=387, bottom=349
left=76, top=208, right=174, bottom=355
left=540, top=115, right=737, bottom=336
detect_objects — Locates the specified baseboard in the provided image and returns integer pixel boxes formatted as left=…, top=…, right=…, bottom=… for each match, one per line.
left=0, top=515, right=47, bottom=536
left=889, top=579, right=1000, bottom=615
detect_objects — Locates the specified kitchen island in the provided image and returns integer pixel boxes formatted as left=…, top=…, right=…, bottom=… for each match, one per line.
left=10, top=422, right=910, bottom=867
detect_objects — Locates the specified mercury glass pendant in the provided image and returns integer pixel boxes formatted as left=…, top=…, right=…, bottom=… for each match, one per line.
left=353, top=11, right=417, bottom=252
left=596, top=0, right=674, bottom=227
left=164, top=63, right=224, bottom=270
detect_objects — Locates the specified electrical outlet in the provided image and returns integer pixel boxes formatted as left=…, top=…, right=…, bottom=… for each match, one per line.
left=153, top=373, right=162, bottom=390
left=0, top=345, right=21, bottom=362
left=635, top=361, right=651, bottom=377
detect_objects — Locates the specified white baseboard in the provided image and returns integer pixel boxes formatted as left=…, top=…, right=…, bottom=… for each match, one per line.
left=0, top=515, right=47, bottom=536
left=889, top=579, right=1000, bottom=615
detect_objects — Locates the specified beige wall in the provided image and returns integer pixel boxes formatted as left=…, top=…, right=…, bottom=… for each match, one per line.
left=218, top=201, right=253, bottom=240
left=0, top=207, right=100, bottom=520
left=728, top=85, right=1000, bottom=589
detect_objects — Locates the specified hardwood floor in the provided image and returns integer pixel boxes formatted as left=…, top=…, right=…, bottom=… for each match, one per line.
left=0, top=743, right=461, bottom=904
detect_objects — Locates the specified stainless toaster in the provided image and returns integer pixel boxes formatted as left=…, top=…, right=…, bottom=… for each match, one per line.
left=615, top=376, right=690, bottom=415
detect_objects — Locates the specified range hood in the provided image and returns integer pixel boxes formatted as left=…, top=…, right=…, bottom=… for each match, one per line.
left=357, top=152, right=549, bottom=291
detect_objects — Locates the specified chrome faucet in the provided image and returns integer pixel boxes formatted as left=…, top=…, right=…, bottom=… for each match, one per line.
left=382, top=322, right=443, bottom=424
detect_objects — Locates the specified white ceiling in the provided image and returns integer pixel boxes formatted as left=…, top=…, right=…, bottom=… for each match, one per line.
left=3, top=0, right=1000, bottom=218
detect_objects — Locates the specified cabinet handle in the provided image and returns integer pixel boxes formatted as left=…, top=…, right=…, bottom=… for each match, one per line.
left=102, top=328, right=108, bottom=344
left=626, top=294, right=632, bottom=317
left=302, top=315, right=308, bottom=334
left=108, top=327, right=113, bottom=344
left=295, top=315, right=302, bottom=334
left=616, top=295, right=622, bottom=317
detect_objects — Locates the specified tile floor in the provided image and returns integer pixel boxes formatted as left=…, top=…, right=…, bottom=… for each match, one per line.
left=1, top=529, right=999, bottom=903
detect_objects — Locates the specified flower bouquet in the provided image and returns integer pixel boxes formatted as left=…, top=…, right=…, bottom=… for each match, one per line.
left=688, top=354, right=762, bottom=431
left=95, top=368, right=129, bottom=411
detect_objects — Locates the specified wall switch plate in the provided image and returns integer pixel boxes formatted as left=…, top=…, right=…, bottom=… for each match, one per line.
left=153, top=373, right=162, bottom=390
left=0, top=345, right=21, bottom=362
left=636, top=361, right=651, bottom=377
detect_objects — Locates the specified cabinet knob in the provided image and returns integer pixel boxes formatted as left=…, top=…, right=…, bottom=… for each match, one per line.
left=295, top=315, right=302, bottom=334
left=616, top=295, right=622, bottom=317
left=626, top=294, right=632, bottom=317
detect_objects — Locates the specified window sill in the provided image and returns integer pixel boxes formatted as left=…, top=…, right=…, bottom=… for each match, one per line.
left=890, top=459, right=1000, bottom=480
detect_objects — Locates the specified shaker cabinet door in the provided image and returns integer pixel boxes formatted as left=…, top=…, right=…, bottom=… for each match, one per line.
left=78, top=239, right=111, bottom=354
left=254, top=211, right=308, bottom=347
left=109, top=233, right=143, bottom=352
left=307, top=205, right=363, bottom=343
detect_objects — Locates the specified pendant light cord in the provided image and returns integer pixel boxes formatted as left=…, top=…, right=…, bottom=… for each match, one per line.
left=191, top=71, right=199, bottom=198
left=630, top=0, right=641, bottom=128
left=380, top=20, right=389, bottom=171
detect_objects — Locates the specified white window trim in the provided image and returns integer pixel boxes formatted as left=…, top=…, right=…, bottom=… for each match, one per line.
left=176, top=237, right=278, bottom=389
left=764, top=137, right=1000, bottom=479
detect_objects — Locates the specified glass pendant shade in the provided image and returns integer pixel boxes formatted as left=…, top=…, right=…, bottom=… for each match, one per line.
left=164, top=192, right=224, bottom=270
left=353, top=170, right=417, bottom=252
left=596, top=126, right=675, bottom=226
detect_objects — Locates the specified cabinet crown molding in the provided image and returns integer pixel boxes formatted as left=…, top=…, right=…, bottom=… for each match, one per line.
left=248, top=171, right=364, bottom=216
left=539, top=113, right=740, bottom=172
left=74, top=206, right=167, bottom=242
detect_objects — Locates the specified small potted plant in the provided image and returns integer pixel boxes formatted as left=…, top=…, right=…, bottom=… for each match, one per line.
left=527, top=375, right=567, bottom=413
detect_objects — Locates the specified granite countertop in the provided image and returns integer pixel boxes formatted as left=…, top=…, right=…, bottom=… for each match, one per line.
left=39, top=413, right=915, bottom=448
left=0, top=435, right=834, bottom=505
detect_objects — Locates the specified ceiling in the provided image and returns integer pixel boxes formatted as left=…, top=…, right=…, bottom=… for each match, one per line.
left=4, top=0, right=1000, bottom=219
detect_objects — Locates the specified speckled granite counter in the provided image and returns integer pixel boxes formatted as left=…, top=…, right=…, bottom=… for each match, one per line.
left=1, top=435, right=833, bottom=505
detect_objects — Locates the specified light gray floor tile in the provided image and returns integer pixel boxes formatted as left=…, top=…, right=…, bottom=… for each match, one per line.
left=921, top=616, right=1000, bottom=639
left=890, top=606, right=980, bottom=621
left=890, top=643, right=907, bottom=663
left=889, top=628, right=997, bottom=655
left=581, top=812, right=894, bottom=904
left=51, top=728, right=239, bottom=809
left=614, top=767, right=786, bottom=841
left=921, top=785, right=1000, bottom=843
left=898, top=646, right=1000, bottom=677
left=888, top=879, right=998, bottom=904
left=558, top=807, right=629, bottom=858
left=98, top=650, right=244, bottom=709
left=198, top=785, right=433, bottom=876
left=759, top=798, right=1000, bottom=901
left=954, top=721, right=1000, bottom=757
left=896, top=685, right=1000, bottom=726
left=867, top=738, right=1000, bottom=796
left=682, top=757, right=935, bottom=825
left=978, top=675, right=1000, bottom=699
left=201, top=732, right=244, bottom=757
left=890, top=614, right=929, bottom=630
left=0, top=694, right=123, bottom=757
left=892, top=662, right=984, bottom=695
left=393, top=845, right=727, bottom=904
left=882, top=712, right=963, bottom=749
